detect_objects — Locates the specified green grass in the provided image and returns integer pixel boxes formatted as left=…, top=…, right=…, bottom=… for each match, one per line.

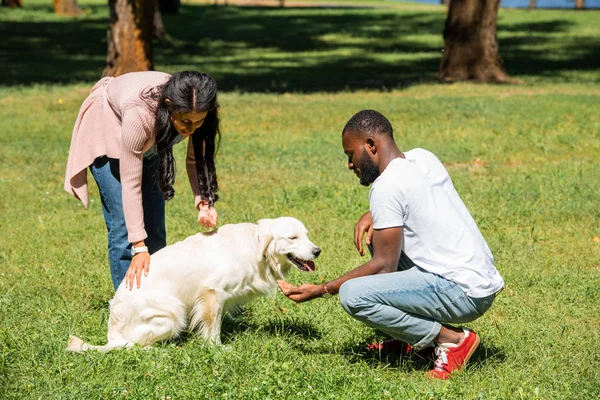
left=1, top=0, right=600, bottom=399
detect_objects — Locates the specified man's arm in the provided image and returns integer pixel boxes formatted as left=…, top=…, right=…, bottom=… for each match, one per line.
left=354, top=211, right=374, bottom=256
left=278, top=226, right=403, bottom=303
left=324, top=225, right=403, bottom=294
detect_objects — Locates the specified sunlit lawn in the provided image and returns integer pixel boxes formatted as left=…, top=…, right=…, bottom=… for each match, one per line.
left=1, top=0, right=599, bottom=398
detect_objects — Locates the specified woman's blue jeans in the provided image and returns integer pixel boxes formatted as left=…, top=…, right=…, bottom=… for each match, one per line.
left=90, top=156, right=166, bottom=291
left=338, top=253, right=495, bottom=349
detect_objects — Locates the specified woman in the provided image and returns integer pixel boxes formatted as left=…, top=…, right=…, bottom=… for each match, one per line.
left=64, top=71, right=221, bottom=291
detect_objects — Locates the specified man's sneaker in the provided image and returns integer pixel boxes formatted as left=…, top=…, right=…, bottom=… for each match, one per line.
left=426, top=328, right=480, bottom=380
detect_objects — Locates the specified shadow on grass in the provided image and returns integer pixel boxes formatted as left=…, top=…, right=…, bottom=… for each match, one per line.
left=343, top=340, right=506, bottom=373
left=218, top=311, right=505, bottom=373
left=148, top=312, right=322, bottom=350
left=220, top=312, right=323, bottom=342
left=2, top=4, right=597, bottom=90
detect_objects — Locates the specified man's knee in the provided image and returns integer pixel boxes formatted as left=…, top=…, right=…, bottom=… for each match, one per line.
left=338, top=279, right=364, bottom=316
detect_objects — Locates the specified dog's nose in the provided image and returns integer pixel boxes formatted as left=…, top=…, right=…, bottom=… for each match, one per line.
left=313, top=247, right=321, bottom=257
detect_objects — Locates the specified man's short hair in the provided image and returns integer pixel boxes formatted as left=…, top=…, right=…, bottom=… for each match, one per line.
left=342, top=110, right=393, bottom=139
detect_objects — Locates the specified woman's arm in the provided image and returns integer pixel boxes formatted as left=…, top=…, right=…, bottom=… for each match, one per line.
left=186, top=137, right=218, bottom=228
left=120, top=108, right=153, bottom=289
left=186, top=137, right=204, bottom=209
left=119, top=109, right=150, bottom=243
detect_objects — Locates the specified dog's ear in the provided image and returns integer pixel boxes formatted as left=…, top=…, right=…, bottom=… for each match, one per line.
left=257, top=219, right=274, bottom=258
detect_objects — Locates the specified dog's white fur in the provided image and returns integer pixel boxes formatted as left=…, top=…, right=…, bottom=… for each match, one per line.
left=66, top=217, right=320, bottom=352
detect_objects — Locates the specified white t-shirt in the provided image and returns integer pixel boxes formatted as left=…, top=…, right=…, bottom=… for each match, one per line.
left=369, top=148, right=504, bottom=298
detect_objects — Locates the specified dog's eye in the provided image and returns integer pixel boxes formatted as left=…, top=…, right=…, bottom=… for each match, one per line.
left=288, top=236, right=298, bottom=240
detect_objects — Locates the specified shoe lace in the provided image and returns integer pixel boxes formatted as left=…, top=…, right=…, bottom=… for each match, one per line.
left=433, top=346, right=449, bottom=371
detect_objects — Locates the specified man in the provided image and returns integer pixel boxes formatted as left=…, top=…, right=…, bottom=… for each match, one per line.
left=277, top=110, right=504, bottom=380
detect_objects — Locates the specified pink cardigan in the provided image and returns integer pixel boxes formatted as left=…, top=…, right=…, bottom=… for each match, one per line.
left=64, top=71, right=204, bottom=243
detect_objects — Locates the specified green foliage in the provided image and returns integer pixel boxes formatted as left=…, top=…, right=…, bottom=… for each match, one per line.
left=1, top=1, right=599, bottom=399
left=1, top=0, right=599, bottom=88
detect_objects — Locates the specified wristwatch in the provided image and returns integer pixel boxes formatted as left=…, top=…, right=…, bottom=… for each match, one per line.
left=130, top=245, right=149, bottom=257
left=321, top=282, right=333, bottom=299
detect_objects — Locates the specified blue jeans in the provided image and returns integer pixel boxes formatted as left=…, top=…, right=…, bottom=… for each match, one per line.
left=90, top=156, right=166, bottom=291
left=338, top=253, right=495, bottom=349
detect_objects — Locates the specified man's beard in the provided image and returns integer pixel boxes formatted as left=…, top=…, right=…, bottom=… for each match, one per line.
left=358, top=148, right=379, bottom=186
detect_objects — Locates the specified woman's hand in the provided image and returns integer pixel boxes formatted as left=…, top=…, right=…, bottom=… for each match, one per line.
left=125, top=251, right=150, bottom=290
left=354, top=211, right=374, bottom=256
left=198, top=203, right=218, bottom=228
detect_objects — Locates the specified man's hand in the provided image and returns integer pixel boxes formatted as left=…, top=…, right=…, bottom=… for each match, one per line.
left=125, top=252, right=150, bottom=290
left=354, top=211, right=374, bottom=256
left=277, top=280, right=322, bottom=303
left=198, top=205, right=218, bottom=228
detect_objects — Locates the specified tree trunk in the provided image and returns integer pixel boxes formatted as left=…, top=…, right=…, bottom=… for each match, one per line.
left=439, top=0, right=509, bottom=83
left=575, top=0, right=585, bottom=9
left=154, top=0, right=167, bottom=40
left=103, top=0, right=154, bottom=77
left=53, top=0, right=83, bottom=16
left=1, top=0, right=22, bottom=7
left=528, top=0, right=536, bottom=9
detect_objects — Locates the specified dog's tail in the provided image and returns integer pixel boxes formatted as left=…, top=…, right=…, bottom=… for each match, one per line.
left=66, top=335, right=130, bottom=353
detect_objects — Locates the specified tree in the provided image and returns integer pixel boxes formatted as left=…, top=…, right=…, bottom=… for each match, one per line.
left=439, top=0, right=509, bottom=83
left=528, top=0, right=536, bottom=9
left=154, top=0, right=167, bottom=41
left=53, top=0, right=83, bottom=16
left=103, top=0, right=154, bottom=77
left=1, top=0, right=22, bottom=7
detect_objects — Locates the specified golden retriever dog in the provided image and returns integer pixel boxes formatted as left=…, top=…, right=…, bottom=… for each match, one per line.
left=66, top=217, right=320, bottom=352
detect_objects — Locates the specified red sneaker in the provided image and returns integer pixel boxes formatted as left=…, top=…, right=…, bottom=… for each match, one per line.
left=426, top=328, right=480, bottom=380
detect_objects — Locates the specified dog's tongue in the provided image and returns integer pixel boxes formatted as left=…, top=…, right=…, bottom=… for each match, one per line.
left=305, top=260, right=315, bottom=272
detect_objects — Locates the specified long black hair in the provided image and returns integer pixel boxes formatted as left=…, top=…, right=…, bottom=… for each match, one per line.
left=143, top=71, right=220, bottom=205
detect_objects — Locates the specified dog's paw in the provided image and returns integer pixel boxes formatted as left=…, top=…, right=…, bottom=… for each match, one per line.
left=66, top=335, right=85, bottom=352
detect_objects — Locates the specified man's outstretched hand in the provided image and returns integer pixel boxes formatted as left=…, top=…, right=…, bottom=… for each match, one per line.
left=277, top=280, right=322, bottom=303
